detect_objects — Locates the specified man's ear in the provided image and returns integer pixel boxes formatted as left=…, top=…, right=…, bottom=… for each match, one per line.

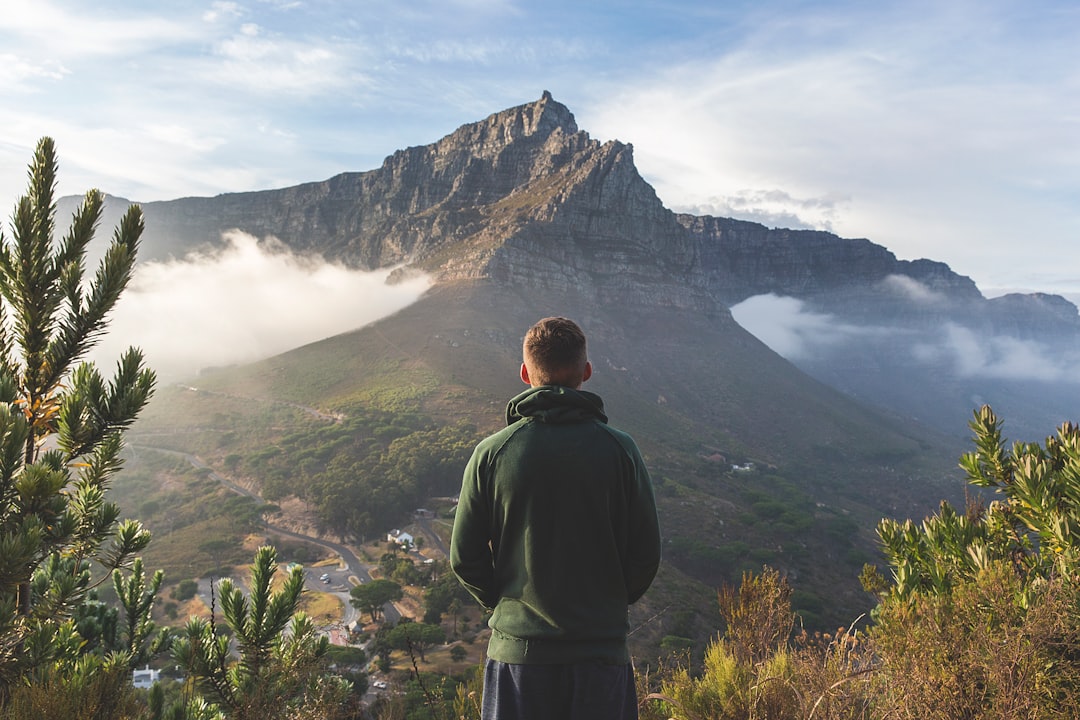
left=520, top=363, right=531, bottom=385
left=581, top=361, right=593, bottom=383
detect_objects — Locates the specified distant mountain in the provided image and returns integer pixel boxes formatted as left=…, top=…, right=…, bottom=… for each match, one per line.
left=78, top=91, right=1080, bottom=442
left=79, top=91, right=1080, bottom=649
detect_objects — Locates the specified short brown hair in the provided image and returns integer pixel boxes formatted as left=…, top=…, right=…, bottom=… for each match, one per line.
left=523, top=317, right=588, bottom=387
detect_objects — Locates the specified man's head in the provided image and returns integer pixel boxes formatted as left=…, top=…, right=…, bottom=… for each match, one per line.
left=521, top=317, right=593, bottom=389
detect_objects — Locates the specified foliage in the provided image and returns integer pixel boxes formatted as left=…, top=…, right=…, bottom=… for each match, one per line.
left=422, top=563, right=473, bottom=626
left=380, top=550, right=429, bottom=586
left=171, top=546, right=352, bottom=720
left=386, top=621, right=446, bottom=663
left=350, top=579, right=403, bottom=623
left=0, top=138, right=159, bottom=701
left=876, top=405, right=1080, bottom=599
left=870, top=561, right=1080, bottom=719
left=644, top=567, right=872, bottom=720
left=0, top=660, right=144, bottom=720
left=716, top=567, right=793, bottom=665
left=862, top=405, right=1080, bottom=717
left=172, top=579, right=199, bottom=602
left=244, top=411, right=477, bottom=541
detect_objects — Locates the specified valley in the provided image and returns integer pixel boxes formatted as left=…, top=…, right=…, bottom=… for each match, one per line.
left=104, top=93, right=1078, bottom=663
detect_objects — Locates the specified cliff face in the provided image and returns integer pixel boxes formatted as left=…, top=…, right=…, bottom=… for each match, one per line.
left=121, top=92, right=1078, bottom=438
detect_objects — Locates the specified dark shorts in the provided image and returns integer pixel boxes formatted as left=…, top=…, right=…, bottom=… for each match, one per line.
left=481, top=658, right=638, bottom=720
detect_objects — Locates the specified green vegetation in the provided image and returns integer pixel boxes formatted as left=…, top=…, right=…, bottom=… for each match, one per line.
left=172, top=546, right=354, bottom=720
left=386, top=621, right=446, bottom=663
left=246, top=409, right=476, bottom=540
left=0, top=137, right=158, bottom=700
left=637, top=406, right=1080, bottom=720
left=350, top=579, right=404, bottom=623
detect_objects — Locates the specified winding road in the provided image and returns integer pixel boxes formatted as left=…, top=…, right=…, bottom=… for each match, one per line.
left=135, top=445, right=401, bottom=631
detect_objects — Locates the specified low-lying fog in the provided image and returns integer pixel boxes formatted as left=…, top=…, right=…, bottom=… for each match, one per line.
left=89, top=231, right=430, bottom=380
left=730, top=291, right=1080, bottom=384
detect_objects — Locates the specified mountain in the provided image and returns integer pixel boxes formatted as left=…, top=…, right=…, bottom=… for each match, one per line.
left=86, top=92, right=1080, bottom=442
left=111, top=93, right=1078, bottom=647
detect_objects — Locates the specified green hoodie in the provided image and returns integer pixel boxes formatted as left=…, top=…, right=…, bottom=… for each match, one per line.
left=451, top=385, right=661, bottom=664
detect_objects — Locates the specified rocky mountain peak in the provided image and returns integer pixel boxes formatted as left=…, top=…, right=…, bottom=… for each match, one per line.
left=425, top=91, right=579, bottom=164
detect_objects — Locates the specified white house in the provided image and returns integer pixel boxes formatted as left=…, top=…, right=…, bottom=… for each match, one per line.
left=387, top=529, right=415, bottom=548
left=132, top=665, right=160, bottom=689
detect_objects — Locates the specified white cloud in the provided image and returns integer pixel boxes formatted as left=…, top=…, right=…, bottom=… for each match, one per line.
left=730, top=293, right=863, bottom=359
left=0, top=54, right=69, bottom=89
left=679, top=189, right=850, bottom=230
left=880, top=275, right=947, bottom=304
left=734, top=292, right=1079, bottom=385
left=89, top=231, right=430, bottom=380
left=206, top=27, right=366, bottom=96
left=914, top=322, right=1080, bottom=383
left=1, top=1, right=202, bottom=61
left=582, top=1, right=1080, bottom=294
left=203, top=2, right=243, bottom=23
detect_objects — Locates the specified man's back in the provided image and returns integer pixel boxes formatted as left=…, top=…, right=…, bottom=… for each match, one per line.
left=451, top=385, right=660, bottom=664
left=449, top=316, right=660, bottom=720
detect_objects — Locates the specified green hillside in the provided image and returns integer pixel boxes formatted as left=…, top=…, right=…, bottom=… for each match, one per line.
left=128, top=278, right=967, bottom=649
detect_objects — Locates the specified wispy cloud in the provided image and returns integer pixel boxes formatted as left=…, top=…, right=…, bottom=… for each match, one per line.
left=913, top=323, right=1080, bottom=383
left=880, top=275, right=947, bottom=304
left=205, top=24, right=365, bottom=97
left=583, top=1, right=1080, bottom=293
left=729, top=294, right=866, bottom=358
left=90, top=231, right=431, bottom=380
left=733, top=292, right=1080, bottom=385
left=679, top=189, right=850, bottom=230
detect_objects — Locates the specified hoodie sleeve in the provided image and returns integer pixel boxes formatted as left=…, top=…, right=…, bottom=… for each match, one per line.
left=623, top=441, right=662, bottom=604
left=450, top=445, right=498, bottom=610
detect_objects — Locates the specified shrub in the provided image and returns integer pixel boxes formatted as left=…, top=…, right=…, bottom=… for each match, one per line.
left=869, top=562, right=1080, bottom=719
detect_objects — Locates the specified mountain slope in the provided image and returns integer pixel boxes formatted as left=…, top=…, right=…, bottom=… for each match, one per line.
left=119, top=92, right=1072, bottom=640
left=137, top=276, right=963, bottom=635
left=96, top=92, right=1080, bottom=440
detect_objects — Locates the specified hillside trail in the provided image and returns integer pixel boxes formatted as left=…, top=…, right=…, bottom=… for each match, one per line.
left=130, top=445, right=403, bottom=627
left=175, top=383, right=346, bottom=423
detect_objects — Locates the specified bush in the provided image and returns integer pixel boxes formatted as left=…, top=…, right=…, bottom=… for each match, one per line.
left=869, top=562, right=1080, bottom=719
left=171, top=579, right=198, bottom=602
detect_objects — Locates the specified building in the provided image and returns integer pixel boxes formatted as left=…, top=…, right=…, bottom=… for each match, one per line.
left=387, top=529, right=415, bottom=548
left=132, top=665, right=160, bottom=689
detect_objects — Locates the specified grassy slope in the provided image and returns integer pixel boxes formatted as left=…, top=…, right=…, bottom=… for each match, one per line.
left=130, top=278, right=968, bottom=645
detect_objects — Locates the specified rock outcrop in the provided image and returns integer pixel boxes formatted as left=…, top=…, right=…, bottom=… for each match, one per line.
left=98, top=92, right=1078, bottom=437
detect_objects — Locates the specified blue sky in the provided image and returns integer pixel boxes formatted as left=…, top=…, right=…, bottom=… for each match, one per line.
left=2, top=0, right=1079, bottom=300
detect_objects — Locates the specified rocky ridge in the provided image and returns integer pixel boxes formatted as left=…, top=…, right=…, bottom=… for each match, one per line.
left=88, top=92, right=1079, bottom=437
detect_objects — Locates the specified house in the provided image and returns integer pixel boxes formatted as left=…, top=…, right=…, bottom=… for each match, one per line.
left=387, top=529, right=415, bottom=548
left=132, top=665, right=160, bottom=689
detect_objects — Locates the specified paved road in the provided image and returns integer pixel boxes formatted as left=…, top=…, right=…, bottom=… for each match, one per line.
left=135, top=445, right=400, bottom=629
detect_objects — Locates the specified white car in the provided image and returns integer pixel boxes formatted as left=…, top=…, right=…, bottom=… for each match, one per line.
left=372, top=680, right=388, bottom=690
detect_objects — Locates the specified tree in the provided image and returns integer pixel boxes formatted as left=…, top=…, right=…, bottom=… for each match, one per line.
left=862, top=406, right=1080, bottom=718
left=350, top=579, right=402, bottom=623
left=386, top=621, right=446, bottom=663
left=172, top=546, right=352, bottom=720
left=873, top=405, right=1080, bottom=600
left=0, top=137, right=157, bottom=695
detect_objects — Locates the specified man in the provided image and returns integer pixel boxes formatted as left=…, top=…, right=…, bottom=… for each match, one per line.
left=451, top=317, right=661, bottom=720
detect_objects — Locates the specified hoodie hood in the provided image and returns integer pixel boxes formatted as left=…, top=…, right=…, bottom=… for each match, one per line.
left=505, top=385, right=608, bottom=426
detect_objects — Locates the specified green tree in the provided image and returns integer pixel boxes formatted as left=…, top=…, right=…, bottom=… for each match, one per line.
left=350, top=579, right=403, bottom=623
left=386, top=621, right=445, bottom=663
left=873, top=405, right=1080, bottom=600
left=862, top=406, right=1080, bottom=718
left=0, top=137, right=157, bottom=695
left=172, top=546, right=351, bottom=720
